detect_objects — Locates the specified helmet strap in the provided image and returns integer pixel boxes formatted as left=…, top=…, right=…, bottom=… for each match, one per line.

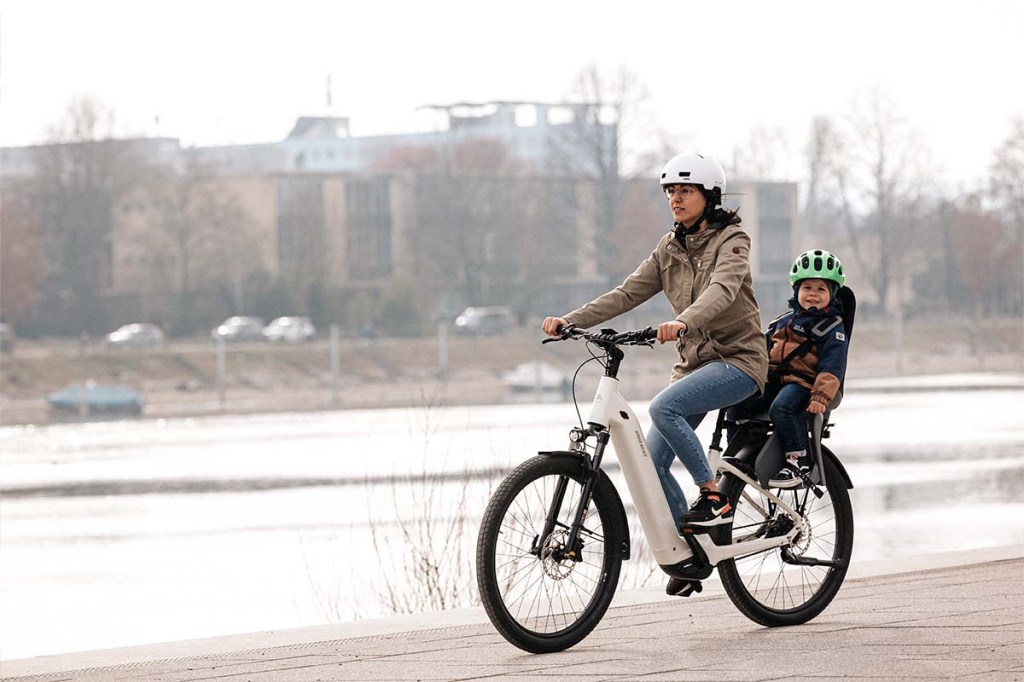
left=674, top=219, right=703, bottom=237
left=673, top=187, right=720, bottom=238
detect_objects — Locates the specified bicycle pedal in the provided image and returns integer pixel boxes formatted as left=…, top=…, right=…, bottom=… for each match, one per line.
left=670, top=579, right=703, bottom=598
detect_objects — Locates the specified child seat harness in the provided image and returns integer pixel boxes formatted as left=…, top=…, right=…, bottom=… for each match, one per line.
left=768, top=314, right=843, bottom=385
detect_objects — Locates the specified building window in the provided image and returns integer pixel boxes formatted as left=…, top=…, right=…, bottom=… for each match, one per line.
left=756, top=184, right=796, bottom=315
left=277, top=177, right=325, bottom=283
left=346, top=177, right=392, bottom=279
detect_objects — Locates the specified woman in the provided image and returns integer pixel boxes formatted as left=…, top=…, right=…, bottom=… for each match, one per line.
left=542, top=152, right=768, bottom=541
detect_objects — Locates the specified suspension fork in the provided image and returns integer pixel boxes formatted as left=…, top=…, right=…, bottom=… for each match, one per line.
left=537, top=430, right=609, bottom=559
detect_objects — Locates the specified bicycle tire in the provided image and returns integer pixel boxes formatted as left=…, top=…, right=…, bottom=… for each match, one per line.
left=715, top=452, right=854, bottom=626
left=476, top=454, right=627, bottom=653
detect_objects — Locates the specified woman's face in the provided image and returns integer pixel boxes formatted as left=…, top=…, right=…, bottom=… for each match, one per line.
left=664, top=184, right=707, bottom=227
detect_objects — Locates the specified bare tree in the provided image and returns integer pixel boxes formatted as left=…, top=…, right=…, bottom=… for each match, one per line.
left=951, top=202, right=1010, bottom=307
left=989, top=117, right=1024, bottom=236
left=25, top=96, right=154, bottom=334
left=730, top=125, right=793, bottom=182
left=801, top=90, right=936, bottom=313
left=137, top=159, right=259, bottom=331
left=801, top=117, right=846, bottom=237
left=380, top=137, right=526, bottom=314
left=988, top=118, right=1024, bottom=317
left=552, top=63, right=654, bottom=283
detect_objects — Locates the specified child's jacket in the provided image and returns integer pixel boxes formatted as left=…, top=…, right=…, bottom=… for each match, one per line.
left=766, top=296, right=849, bottom=408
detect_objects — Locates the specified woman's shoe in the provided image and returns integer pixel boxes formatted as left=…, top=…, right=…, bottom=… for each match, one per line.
left=666, top=577, right=703, bottom=597
left=678, top=490, right=732, bottom=534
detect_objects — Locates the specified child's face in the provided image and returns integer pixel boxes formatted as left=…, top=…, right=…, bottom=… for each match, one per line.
left=797, top=279, right=832, bottom=309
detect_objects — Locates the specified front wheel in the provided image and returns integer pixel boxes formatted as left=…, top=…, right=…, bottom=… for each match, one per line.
left=715, top=452, right=854, bottom=626
left=476, top=454, right=627, bottom=653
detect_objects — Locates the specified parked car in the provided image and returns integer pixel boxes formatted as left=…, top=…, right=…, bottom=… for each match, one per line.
left=106, top=323, right=165, bottom=349
left=262, top=316, right=316, bottom=343
left=0, top=322, right=14, bottom=352
left=211, top=316, right=264, bottom=342
left=453, top=306, right=515, bottom=336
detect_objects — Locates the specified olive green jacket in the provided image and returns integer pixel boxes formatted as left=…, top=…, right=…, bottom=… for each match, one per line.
left=563, top=222, right=769, bottom=393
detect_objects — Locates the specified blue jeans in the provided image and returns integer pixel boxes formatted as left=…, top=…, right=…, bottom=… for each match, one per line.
left=729, top=381, right=812, bottom=454
left=648, top=362, right=758, bottom=523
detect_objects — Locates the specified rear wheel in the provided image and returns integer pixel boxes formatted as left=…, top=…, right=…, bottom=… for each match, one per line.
left=716, top=453, right=854, bottom=626
left=476, top=455, right=627, bottom=653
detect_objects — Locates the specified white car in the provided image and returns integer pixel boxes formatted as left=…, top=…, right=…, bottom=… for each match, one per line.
left=453, top=306, right=515, bottom=336
left=262, top=316, right=316, bottom=343
left=106, top=323, right=165, bottom=349
left=211, top=316, right=265, bottom=342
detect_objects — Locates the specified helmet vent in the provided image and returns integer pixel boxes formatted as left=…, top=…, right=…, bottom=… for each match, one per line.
left=790, top=248, right=845, bottom=287
left=677, top=171, right=691, bottom=178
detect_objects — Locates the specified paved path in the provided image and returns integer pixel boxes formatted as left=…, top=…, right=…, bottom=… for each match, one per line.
left=3, top=552, right=1022, bottom=681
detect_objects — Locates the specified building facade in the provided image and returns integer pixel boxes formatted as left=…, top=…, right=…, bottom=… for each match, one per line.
left=1, top=102, right=798, bottom=335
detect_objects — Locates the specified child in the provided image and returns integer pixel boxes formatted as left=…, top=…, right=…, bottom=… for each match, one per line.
left=729, top=249, right=849, bottom=487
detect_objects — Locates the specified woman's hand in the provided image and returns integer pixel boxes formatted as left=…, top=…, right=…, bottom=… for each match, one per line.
left=656, top=320, right=687, bottom=344
left=806, top=401, right=827, bottom=414
left=542, top=317, right=568, bottom=336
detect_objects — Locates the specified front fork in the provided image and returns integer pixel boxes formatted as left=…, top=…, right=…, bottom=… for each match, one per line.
left=535, top=429, right=609, bottom=561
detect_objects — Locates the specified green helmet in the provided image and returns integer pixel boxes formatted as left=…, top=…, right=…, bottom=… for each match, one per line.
left=790, top=249, right=845, bottom=287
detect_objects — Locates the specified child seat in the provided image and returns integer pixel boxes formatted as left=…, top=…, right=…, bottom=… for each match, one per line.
left=728, top=286, right=856, bottom=487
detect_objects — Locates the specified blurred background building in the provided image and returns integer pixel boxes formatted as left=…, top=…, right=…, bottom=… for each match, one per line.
left=0, top=100, right=796, bottom=337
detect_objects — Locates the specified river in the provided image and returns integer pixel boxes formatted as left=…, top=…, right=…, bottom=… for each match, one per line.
left=2, top=384, right=1023, bottom=660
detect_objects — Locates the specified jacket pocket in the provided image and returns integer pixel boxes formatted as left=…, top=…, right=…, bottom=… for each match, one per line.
left=695, top=332, right=721, bottom=362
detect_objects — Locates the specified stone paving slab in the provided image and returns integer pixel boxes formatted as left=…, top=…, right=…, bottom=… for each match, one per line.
left=2, top=556, right=1022, bottom=682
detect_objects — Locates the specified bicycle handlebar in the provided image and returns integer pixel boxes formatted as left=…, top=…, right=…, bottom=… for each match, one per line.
left=543, top=324, right=658, bottom=347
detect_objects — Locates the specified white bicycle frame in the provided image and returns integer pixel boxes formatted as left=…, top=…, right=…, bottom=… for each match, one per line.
left=586, top=375, right=806, bottom=568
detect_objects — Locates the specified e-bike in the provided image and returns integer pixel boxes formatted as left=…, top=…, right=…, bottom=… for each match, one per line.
left=475, top=325, right=854, bottom=653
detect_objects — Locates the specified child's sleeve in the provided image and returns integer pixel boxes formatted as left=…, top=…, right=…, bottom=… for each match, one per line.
left=809, top=322, right=849, bottom=407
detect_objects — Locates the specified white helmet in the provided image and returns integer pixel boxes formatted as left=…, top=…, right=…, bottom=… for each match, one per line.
left=659, top=152, right=726, bottom=195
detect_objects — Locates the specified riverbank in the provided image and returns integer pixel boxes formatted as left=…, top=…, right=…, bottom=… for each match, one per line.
left=1, top=317, right=1022, bottom=426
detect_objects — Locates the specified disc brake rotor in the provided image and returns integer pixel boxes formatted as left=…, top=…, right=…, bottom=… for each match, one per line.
left=539, top=530, right=576, bottom=580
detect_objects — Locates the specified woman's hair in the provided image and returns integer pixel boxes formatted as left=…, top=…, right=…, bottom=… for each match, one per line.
left=706, top=205, right=740, bottom=225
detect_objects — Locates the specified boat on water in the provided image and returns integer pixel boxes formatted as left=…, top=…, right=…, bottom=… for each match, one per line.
left=46, top=384, right=144, bottom=418
left=502, top=361, right=570, bottom=394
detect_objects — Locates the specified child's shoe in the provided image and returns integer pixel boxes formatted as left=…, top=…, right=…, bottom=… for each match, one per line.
left=678, top=489, right=732, bottom=534
left=769, top=451, right=813, bottom=488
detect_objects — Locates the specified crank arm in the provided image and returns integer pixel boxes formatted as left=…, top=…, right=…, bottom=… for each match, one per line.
left=781, top=547, right=847, bottom=569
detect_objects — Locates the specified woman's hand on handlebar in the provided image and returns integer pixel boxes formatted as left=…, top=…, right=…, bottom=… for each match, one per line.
left=542, top=316, right=568, bottom=337
left=656, top=320, right=687, bottom=344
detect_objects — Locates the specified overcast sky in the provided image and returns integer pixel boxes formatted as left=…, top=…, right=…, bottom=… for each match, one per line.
left=1, top=0, right=1021, bottom=188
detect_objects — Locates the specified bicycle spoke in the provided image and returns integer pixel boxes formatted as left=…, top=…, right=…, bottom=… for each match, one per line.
left=719, top=459, right=853, bottom=623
